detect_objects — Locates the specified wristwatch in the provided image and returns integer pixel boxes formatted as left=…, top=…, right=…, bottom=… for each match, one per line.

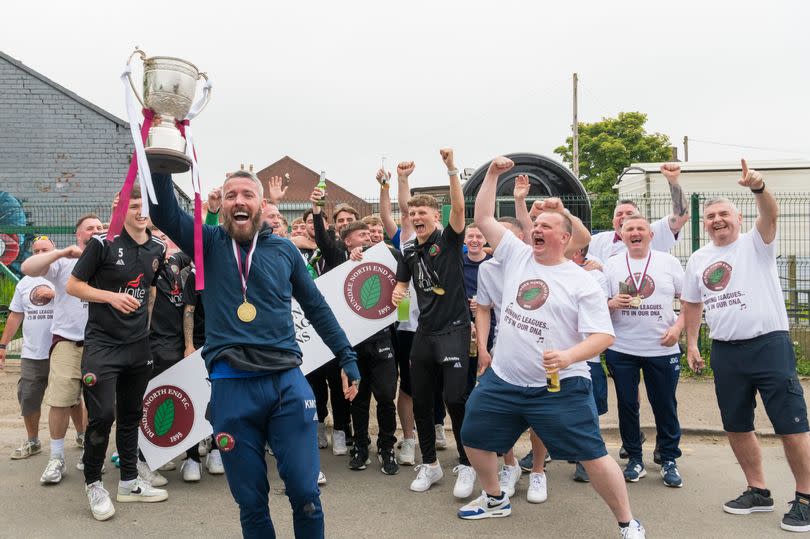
left=447, top=169, right=459, bottom=176
left=751, top=182, right=765, bottom=194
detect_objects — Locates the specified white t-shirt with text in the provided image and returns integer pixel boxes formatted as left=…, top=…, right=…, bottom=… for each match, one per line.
left=682, top=227, right=788, bottom=341
left=604, top=250, right=684, bottom=356
left=491, top=232, right=614, bottom=387
left=9, top=276, right=54, bottom=359
left=589, top=217, right=678, bottom=263
left=45, top=257, right=89, bottom=341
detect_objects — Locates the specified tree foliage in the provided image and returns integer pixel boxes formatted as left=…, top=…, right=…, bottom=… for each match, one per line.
left=554, top=112, right=672, bottom=229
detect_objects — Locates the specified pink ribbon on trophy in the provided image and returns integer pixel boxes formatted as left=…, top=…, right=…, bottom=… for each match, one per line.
left=175, top=119, right=205, bottom=290
left=107, top=108, right=154, bottom=242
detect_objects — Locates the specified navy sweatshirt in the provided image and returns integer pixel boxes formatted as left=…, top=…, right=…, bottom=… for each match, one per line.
left=148, top=173, right=357, bottom=373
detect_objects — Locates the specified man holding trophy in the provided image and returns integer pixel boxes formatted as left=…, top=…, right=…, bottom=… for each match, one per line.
left=128, top=50, right=361, bottom=538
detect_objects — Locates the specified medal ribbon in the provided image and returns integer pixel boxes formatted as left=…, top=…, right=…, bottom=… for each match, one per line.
left=625, top=251, right=652, bottom=296
left=232, top=232, right=259, bottom=301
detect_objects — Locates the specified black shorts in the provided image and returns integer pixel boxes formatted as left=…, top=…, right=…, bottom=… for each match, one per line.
left=712, top=331, right=808, bottom=435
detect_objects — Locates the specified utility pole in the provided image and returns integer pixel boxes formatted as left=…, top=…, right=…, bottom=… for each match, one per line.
left=683, top=135, right=689, bottom=162
left=572, top=73, right=579, bottom=178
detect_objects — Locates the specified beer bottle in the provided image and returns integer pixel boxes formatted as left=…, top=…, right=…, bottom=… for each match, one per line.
left=307, top=249, right=321, bottom=279
left=469, top=295, right=478, bottom=358
left=316, top=171, right=327, bottom=207
left=544, top=336, right=560, bottom=392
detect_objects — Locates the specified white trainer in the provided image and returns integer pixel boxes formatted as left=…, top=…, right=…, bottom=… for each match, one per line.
left=317, top=423, right=328, bottom=449
left=86, top=481, right=115, bottom=521
left=198, top=439, right=209, bottom=457
left=40, top=456, right=66, bottom=484
left=117, top=477, right=168, bottom=503
left=181, top=459, right=202, bottom=482
left=527, top=472, right=548, bottom=503
left=457, top=490, right=512, bottom=520
left=318, top=471, right=327, bottom=485
left=206, top=449, right=225, bottom=475
left=410, top=462, right=443, bottom=492
left=397, top=438, right=416, bottom=466
left=619, top=519, right=646, bottom=538
left=137, top=460, right=168, bottom=487
left=332, top=430, right=348, bottom=456
left=435, top=424, right=447, bottom=449
left=498, top=464, right=521, bottom=497
left=159, top=460, right=177, bottom=471
left=453, top=464, right=477, bottom=499
left=76, top=450, right=106, bottom=473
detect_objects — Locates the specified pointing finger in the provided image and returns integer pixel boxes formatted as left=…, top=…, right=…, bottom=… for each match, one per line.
left=741, top=159, right=749, bottom=179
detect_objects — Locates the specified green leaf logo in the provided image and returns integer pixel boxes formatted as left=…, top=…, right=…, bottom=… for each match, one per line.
left=360, top=275, right=382, bottom=310
left=219, top=436, right=229, bottom=448
left=153, top=398, right=175, bottom=437
left=709, top=267, right=725, bottom=285
left=521, top=287, right=542, bottom=301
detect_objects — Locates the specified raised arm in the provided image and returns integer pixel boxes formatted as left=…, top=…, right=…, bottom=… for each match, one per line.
left=266, top=175, right=288, bottom=205
left=440, top=149, right=465, bottom=234
left=513, top=174, right=533, bottom=240
left=148, top=173, right=199, bottom=258
left=377, top=168, right=398, bottom=239
left=310, top=188, right=344, bottom=268
left=397, top=161, right=415, bottom=239
left=474, top=156, right=515, bottom=252
left=21, top=245, right=81, bottom=277
left=739, top=159, right=778, bottom=244
left=539, top=198, right=591, bottom=253
left=660, top=163, right=690, bottom=234
left=204, top=188, right=222, bottom=226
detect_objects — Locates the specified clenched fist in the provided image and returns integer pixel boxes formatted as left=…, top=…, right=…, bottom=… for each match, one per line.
left=487, top=156, right=514, bottom=176
left=397, top=161, right=415, bottom=178
left=660, top=163, right=681, bottom=184
left=440, top=148, right=455, bottom=170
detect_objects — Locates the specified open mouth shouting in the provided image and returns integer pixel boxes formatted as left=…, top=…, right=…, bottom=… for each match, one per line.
left=232, top=209, right=251, bottom=224
left=532, top=233, right=546, bottom=247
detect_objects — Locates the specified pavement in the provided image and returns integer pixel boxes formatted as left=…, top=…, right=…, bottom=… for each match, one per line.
left=0, top=366, right=807, bottom=538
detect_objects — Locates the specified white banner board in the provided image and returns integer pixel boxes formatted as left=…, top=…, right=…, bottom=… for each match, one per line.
left=139, top=243, right=398, bottom=469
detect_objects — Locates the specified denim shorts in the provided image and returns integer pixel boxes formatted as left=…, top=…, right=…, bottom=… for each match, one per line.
left=461, top=369, right=607, bottom=462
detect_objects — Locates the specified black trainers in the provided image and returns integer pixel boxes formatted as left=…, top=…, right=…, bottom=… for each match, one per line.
left=722, top=488, right=774, bottom=515
left=781, top=495, right=810, bottom=532
left=379, top=448, right=399, bottom=476
left=348, top=445, right=370, bottom=471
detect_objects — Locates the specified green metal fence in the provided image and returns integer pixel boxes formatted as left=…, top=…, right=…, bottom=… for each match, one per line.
left=2, top=192, right=809, bottom=327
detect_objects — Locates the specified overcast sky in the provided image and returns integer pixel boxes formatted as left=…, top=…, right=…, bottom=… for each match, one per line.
left=2, top=0, right=809, bottom=198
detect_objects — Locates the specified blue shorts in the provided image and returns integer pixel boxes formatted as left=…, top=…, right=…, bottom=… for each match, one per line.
left=588, top=361, right=608, bottom=416
left=461, top=370, right=608, bottom=462
left=712, top=331, right=808, bottom=435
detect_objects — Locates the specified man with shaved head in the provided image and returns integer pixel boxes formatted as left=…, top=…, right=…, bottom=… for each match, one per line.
left=148, top=168, right=360, bottom=538
left=682, top=161, right=810, bottom=533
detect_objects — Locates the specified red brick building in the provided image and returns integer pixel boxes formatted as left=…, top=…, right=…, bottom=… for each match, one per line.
left=255, top=156, right=372, bottom=223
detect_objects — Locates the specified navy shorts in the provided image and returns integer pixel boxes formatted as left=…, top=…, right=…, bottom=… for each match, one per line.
left=588, top=361, right=608, bottom=416
left=461, top=370, right=608, bottom=462
left=712, top=331, right=808, bottom=435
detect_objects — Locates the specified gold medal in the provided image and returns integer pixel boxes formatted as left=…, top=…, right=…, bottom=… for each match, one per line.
left=432, top=286, right=445, bottom=295
left=237, top=301, right=257, bottom=323
left=630, top=295, right=642, bottom=308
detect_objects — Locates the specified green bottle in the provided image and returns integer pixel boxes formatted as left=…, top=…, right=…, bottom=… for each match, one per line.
left=397, top=293, right=410, bottom=322
left=307, top=249, right=322, bottom=279
left=316, top=171, right=327, bottom=207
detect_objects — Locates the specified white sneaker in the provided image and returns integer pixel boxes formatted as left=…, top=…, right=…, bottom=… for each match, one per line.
left=527, top=472, right=548, bottom=503
left=40, top=456, right=66, bottom=484
left=180, top=459, right=202, bottom=482
left=457, top=490, right=512, bottom=520
left=498, top=464, right=521, bottom=497
left=198, top=439, right=209, bottom=457
left=619, top=519, right=646, bottom=538
left=137, top=460, right=168, bottom=487
left=116, top=477, right=168, bottom=503
left=397, top=438, right=416, bottom=466
left=317, top=423, right=328, bottom=449
left=453, top=464, right=477, bottom=499
left=159, top=460, right=176, bottom=471
left=318, top=471, right=327, bottom=485
left=85, top=481, right=115, bottom=521
left=206, top=449, right=225, bottom=475
left=435, top=424, right=447, bottom=449
left=76, top=450, right=106, bottom=473
left=332, top=430, right=348, bottom=456
left=410, top=462, right=443, bottom=492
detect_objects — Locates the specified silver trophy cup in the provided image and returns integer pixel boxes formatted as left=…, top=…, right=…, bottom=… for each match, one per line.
left=126, top=48, right=210, bottom=173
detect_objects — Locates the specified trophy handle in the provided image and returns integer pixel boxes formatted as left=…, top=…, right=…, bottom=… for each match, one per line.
left=126, top=48, right=147, bottom=108
left=194, top=72, right=212, bottom=115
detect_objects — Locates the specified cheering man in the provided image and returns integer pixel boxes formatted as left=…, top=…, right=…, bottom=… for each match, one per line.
left=148, top=168, right=360, bottom=539
left=682, top=160, right=810, bottom=533
left=66, top=186, right=169, bottom=520
left=604, top=216, right=685, bottom=487
left=460, top=156, right=645, bottom=538
left=392, top=148, right=476, bottom=498
left=589, top=163, right=689, bottom=264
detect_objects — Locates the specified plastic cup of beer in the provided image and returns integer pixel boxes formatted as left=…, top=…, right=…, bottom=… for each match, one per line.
left=397, top=293, right=410, bottom=322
